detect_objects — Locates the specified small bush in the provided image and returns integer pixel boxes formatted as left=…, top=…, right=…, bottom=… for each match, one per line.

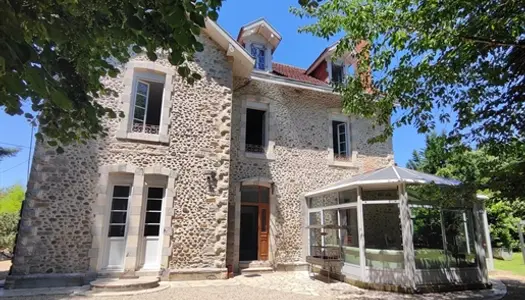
left=0, top=212, right=20, bottom=251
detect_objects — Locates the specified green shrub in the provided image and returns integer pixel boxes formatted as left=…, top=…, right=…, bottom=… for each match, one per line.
left=0, top=212, right=20, bottom=251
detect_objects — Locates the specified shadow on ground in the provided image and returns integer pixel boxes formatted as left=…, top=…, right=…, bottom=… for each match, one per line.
left=500, top=279, right=525, bottom=300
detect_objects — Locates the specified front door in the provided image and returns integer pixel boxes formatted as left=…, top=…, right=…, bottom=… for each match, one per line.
left=105, top=185, right=131, bottom=270
left=239, top=185, right=270, bottom=261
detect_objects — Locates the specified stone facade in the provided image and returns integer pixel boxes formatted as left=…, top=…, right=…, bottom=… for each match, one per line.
left=226, top=79, right=393, bottom=269
left=8, top=31, right=393, bottom=287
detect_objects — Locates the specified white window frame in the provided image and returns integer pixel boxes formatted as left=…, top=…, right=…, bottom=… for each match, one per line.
left=116, top=61, right=174, bottom=144
left=327, top=59, right=347, bottom=84
left=240, top=97, right=275, bottom=160
left=328, top=112, right=357, bottom=168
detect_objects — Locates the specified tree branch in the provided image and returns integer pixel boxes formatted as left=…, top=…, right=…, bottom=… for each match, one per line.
left=460, top=35, right=525, bottom=49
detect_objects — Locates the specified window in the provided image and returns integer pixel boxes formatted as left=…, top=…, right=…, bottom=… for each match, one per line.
left=108, top=186, right=130, bottom=237
left=331, top=63, right=344, bottom=84
left=132, top=78, right=164, bottom=135
left=144, top=187, right=164, bottom=236
left=251, top=44, right=266, bottom=70
left=332, top=120, right=349, bottom=160
left=246, top=108, right=267, bottom=153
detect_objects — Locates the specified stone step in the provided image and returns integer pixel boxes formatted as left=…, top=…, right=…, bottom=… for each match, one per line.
left=240, top=267, right=274, bottom=275
left=239, top=261, right=272, bottom=269
left=90, top=276, right=159, bottom=292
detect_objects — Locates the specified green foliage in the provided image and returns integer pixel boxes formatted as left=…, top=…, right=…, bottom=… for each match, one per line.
left=0, top=185, right=25, bottom=213
left=0, top=0, right=223, bottom=147
left=486, top=200, right=519, bottom=249
left=293, top=0, right=525, bottom=148
left=0, top=212, right=19, bottom=251
left=407, top=132, right=525, bottom=249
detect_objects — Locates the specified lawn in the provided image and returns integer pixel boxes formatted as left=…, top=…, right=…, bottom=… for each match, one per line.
left=495, top=252, right=525, bottom=276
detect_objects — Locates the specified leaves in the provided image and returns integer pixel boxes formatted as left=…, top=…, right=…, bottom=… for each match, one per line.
left=293, top=0, right=525, bottom=150
left=0, top=0, right=222, bottom=147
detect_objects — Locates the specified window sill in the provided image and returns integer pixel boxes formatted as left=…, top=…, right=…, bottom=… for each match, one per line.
left=245, top=151, right=275, bottom=161
left=116, top=131, right=169, bottom=144
left=328, top=160, right=358, bottom=169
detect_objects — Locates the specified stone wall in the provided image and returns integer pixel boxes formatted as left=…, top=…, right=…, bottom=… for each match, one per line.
left=227, top=79, right=393, bottom=266
left=10, top=33, right=233, bottom=278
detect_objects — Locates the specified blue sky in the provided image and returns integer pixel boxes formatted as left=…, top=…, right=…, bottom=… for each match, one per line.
left=0, top=0, right=447, bottom=189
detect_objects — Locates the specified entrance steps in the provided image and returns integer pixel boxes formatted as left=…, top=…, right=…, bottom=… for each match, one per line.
left=90, top=276, right=159, bottom=292
left=239, top=261, right=274, bottom=275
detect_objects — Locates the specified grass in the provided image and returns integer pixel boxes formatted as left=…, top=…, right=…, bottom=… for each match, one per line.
left=495, top=252, right=525, bottom=277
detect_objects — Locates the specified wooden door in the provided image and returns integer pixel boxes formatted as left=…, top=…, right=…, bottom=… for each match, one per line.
left=258, top=204, right=270, bottom=260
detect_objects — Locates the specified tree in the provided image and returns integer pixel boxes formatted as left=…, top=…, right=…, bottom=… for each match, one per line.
left=0, top=147, right=19, bottom=161
left=0, top=184, right=24, bottom=213
left=407, top=132, right=524, bottom=249
left=1, top=0, right=222, bottom=152
left=292, top=1, right=524, bottom=145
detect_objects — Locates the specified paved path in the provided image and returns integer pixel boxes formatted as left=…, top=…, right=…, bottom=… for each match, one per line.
left=6, top=272, right=507, bottom=300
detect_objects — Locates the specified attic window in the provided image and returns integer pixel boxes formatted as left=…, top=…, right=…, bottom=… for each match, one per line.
left=331, top=63, right=344, bottom=84
left=251, top=44, right=266, bottom=70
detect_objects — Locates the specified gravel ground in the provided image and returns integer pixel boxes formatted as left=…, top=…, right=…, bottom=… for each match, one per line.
left=11, top=285, right=325, bottom=300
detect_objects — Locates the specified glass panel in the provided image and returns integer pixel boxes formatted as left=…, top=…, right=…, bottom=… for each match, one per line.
left=339, top=189, right=357, bottom=204
left=363, top=204, right=404, bottom=269
left=443, top=210, right=477, bottom=267
left=111, top=198, right=128, bottom=211
left=309, top=228, right=323, bottom=256
left=412, top=206, right=447, bottom=269
left=108, top=225, right=125, bottom=237
left=309, top=194, right=339, bottom=208
left=323, top=210, right=339, bottom=247
left=146, top=199, right=162, bottom=211
left=145, top=225, right=160, bottom=236
left=148, top=187, right=164, bottom=199
left=259, top=187, right=269, bottom=203
left=340, top=208, right=360, bottom=265
left=110, top=211, right=127, bottom=224
left=135, top=94, right=147, bottom=108
left=137, top=81, right=149, bottom=95
left=113, top=186, right=130, bottom=198
left=261, top=209, right=267, bottom=232
left=309, top=211, right=321, bottom=226
left=241, top=185, right=259, bottom=203
left=146, top=212, right=161, bottom=224
left=362, top=189, right=398, bottom=200
left=134, top=106, right=146, bottom=121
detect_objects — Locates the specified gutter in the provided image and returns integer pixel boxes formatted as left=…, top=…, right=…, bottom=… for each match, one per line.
left=250, top=71, right=336, bottom=95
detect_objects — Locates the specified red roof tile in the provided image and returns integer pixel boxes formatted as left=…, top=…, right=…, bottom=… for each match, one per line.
left=272, top=62, right=328, bottom=86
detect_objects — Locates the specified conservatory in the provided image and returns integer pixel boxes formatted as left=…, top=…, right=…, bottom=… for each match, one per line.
left=304, top=166, right=490, bottom=293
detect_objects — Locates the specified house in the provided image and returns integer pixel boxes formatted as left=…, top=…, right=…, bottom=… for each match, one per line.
left=6, top=18, right=393, bottom=289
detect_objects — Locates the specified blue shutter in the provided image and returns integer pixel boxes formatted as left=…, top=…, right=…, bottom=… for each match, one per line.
left=258, top=46, right=266, bottom=70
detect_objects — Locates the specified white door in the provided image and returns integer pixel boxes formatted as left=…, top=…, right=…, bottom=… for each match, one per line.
left=141, top=187, right=164, bottom=270
left=104, top=185, right=131, bottom=270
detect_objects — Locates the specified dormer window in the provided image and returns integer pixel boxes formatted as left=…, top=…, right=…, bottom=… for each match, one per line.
left=331, top=63, right=345, bottom=84
left=251, top=44, right=266, bottom=70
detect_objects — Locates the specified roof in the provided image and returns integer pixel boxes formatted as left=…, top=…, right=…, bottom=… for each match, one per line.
left=305, top=165, right=462, bottom=197
left=237, top=18, right=282, bottom=53
left=272, top=62, right=328, bottom=86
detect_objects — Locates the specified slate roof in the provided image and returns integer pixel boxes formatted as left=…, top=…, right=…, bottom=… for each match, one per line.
left=271, top=62, right=328, bottom=86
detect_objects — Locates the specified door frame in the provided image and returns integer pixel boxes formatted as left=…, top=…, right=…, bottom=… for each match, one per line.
left=240, top=202, right=270, bottom=261
left=234, top=178, right=275, bottom=272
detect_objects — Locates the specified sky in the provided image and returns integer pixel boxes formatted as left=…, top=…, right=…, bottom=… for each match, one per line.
left=0, top=0, right=448, bottom=189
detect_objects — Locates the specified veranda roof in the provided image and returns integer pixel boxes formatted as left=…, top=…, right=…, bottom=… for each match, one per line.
left=305, top=165, right=461, bottom=198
